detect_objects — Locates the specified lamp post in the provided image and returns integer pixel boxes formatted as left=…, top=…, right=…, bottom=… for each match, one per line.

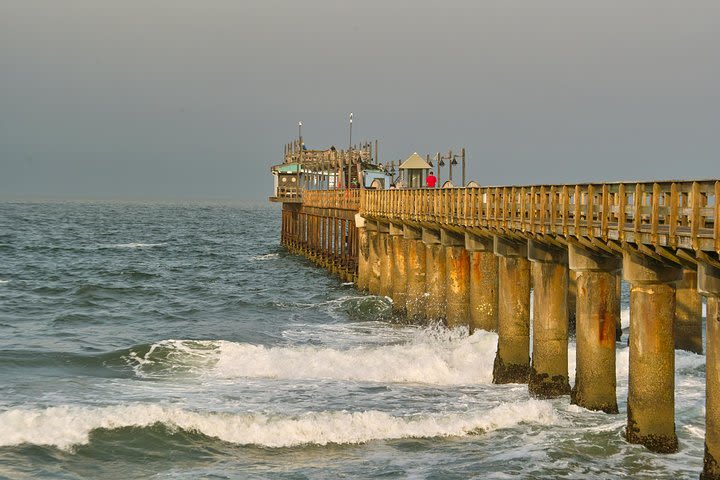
left=438, top=153, right=445, bottom=186
left=347, top=113, right=353, bottom=188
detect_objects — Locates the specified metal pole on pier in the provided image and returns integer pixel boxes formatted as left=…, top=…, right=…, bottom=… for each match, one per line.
left=347, top=113, right=353, bottom=189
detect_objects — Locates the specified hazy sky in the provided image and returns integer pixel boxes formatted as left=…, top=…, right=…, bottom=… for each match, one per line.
left=2, top=1, right=718, bottom=201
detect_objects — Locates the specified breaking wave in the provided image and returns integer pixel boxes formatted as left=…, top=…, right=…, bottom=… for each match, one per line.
left=0, top=400, right=557, bottom=450
left=129, top=328, right=499, bottom=385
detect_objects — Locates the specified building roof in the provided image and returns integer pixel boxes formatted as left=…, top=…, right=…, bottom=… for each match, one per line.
left=275, top=163, right=300, bottom=173
left=399, top=153, right=431, bottom=170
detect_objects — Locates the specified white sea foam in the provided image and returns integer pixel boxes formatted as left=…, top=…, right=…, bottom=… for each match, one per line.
left=620, top=306, right=630, bottom=330
left=213, top=329, right=498, bottom=385
left=251, top=253, right=280, bottom=261
left=0, top=400, right=557, bottom=450
left=0, top=279, right=8, bottom=284
left=127, top=340, right=220, bottom=378
left=131, top=329, right=499, bottom=385
left=109, top=243, right=165, bottom=249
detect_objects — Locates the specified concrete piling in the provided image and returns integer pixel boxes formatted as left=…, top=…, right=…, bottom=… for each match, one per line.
left=615, top=273, right=623, bottom=341
left=569, top=244, right=621, bottom=413
left=568, top=269, right=577, bottom=331
left=378, top=225, right=393, bottom=298
left=527, top=240, right=570, bottom=398
left=367, top=222, right=381, bottom=295
left=357, top=225, right=370, bottom=292
left=424, top=228, right=447, bottom=323
left=675, top=269, right=703, bottom=354
left=404, top=226, right=426, bottom=321
left=465, top=233, right=498, bottom=332
left=390, top=223, right=407, bottom=315
left=623, top=250, right=682, bottom=453
left=700, top=263, right=720, bottom=480
left=443, top=230, right=470, bottom=329
left=492, top=237, right=531, bottom=384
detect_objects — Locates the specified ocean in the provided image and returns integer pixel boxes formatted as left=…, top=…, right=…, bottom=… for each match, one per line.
left=0, top=201, right=709, bottom=479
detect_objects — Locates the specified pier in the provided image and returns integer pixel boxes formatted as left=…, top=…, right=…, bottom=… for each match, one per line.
left=271, top=145, right=720, bottom=478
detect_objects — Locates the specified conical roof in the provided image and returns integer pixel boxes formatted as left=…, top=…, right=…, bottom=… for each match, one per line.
left=399, top=152, right=431, bottom=170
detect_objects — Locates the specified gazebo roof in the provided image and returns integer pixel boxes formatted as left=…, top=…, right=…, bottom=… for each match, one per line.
left=399, top=153, right=431, bottom=170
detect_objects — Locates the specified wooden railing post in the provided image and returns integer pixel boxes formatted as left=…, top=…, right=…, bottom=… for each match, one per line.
left=716, top=181, right=720, bottom=254
left=691, top=181, right=701, bottom=250
left=651, top=182, right=661, bottom=245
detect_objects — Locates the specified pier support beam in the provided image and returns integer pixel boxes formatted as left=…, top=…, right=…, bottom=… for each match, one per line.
left=700, top=263, right=720, bottom=479
left=492, top=237, right=531, bottom=384
left=568, top=244, right=621, bottom=413
left=568, top=269, right=577, bottom=332
left=616, top=274, right=623, bottom=341
left=527, top=240, right=570, bottom=398
left=404, top=226, right=426, bottom=322
left=390, top=224, right=407, bottom=315
left=424, top=228, right=447, bottom=322
left=675, top=269, right=703, bottom=354
left=378, top=224, right=393, bottom=298
left=465, top=233, right=498, bottom=332
left=367, top=222, right=381, bottom=295
left=443, top=230, right=470, bottom=329
left=623, top=250, right=682, bottom=453
left=356, top=215, right=370, bottom=292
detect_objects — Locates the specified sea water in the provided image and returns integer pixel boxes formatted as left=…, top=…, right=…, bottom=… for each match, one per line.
left=0, top=201, right=708, bottom=479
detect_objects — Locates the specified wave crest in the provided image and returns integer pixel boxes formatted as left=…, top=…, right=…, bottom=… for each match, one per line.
left=131, top=329, right=499, bottom=385
left=0, top=400, right=557, bottom=450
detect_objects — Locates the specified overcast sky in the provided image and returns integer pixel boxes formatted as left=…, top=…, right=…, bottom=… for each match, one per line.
left=1, top=1, right=718, bottom=201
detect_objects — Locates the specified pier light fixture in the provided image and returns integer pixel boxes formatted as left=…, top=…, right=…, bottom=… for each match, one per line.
left=347, top=113, right=354, bottom=188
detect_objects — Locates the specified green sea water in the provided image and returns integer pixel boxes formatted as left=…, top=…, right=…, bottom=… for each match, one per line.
left=0, top=201, right=709, bottom=479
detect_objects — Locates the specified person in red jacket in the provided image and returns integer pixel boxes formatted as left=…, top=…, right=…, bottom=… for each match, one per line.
left=426, top=171, right=437, bottom=188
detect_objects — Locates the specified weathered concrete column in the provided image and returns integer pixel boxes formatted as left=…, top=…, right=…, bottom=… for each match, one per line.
left=527, top=240, right=570, bottom=398
left=623, top=250, right=682, bottom=453
left=615, top=273, right=623, bottom=341
left=355, top=215, right=370, bottom=292
left=377, top=223, right=393, bottom=298
left=423, top=228, right=447, bottom=322
left=404, top=226, right=426, bottom=322
left=367, top=222, right=381, bottom=295
left=442, top=229, right=470, bottom=329
left=568, top=244, right=621, bottom=413
left=465, top=233, right=498, bottom=332
left=568, top=269, right=577, bottom=332
left=492, top=236, right=531, bottom=384
left=675, top=269, right=703, bottom=354
left=389, top=223, right=407, bottom=315
left=699, top=262, right=720, bottom=479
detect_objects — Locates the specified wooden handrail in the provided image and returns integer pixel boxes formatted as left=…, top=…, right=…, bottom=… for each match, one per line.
left=353, top=181, right=718, bottom=253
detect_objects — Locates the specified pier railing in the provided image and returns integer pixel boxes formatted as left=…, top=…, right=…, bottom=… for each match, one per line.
left=303, top=189, right=361, bottom=211
left=361, top=181, right=719, bottom=253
